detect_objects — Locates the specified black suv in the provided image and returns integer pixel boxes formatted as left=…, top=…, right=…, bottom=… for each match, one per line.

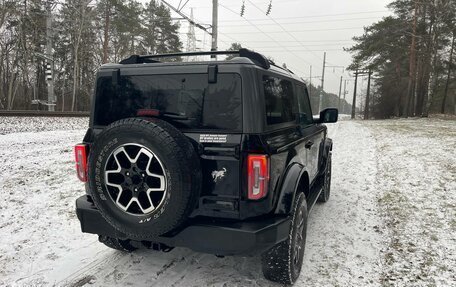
left=74, top=49, right=338, bottom=285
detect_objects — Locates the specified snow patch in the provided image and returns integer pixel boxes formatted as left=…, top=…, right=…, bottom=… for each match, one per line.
left=0, top=117, right=454, bottom=286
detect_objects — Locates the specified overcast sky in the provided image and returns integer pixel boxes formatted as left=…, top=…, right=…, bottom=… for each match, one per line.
left=151, top=0, right=392, bottom=104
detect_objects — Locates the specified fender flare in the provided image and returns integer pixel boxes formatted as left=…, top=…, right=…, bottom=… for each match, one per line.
left=274, top=163, right=310, bottom=215
left=320, top=138, right=333, bottom=173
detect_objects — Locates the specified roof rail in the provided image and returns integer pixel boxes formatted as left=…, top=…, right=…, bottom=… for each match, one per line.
left=268, top=60, right=295, bottom=75
left=119, top=48, right=271, bottom=69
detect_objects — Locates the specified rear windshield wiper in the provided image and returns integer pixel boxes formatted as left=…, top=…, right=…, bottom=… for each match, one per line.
left=161, top=112, right=188, bottom=120
left=137, top=109, right=189, bottom=120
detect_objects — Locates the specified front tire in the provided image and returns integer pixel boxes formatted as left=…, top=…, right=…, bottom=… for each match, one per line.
left=261, top=192, right=308, bottom=285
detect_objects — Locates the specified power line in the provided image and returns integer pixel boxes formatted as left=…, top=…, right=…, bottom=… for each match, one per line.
left=213, top=24, right=310, bottom=76
left=214, top=31, right=309, bottom=76
left=245, top=0, right=326, bottom=63
left=215, top=34, right=309, bottom=76
left=255, top=49, right=347, bottom=52
left=160, top=0, right=212, bottom=35
left=104, top=9, right=389, bottom=23
left=181, top=8, right=389, bottom=20
left=239, top=43, right=352, bottom=47
left=218, top=26, right=363, bottom=34
left=222, top=39, right=354, bottom=43
left=219, top=16, right=385, bottom=27
left=218, top=2, right=314, bottom=69
left=195, top=0, right=310, bottom=8
left=219, top=10, right=389, bottom=21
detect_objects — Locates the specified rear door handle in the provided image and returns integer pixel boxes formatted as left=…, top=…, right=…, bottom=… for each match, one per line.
left=305, top=141, right=314, bottom=149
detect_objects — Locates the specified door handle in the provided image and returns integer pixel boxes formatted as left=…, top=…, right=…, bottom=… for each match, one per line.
left=305, top=141, right=314, bottom=149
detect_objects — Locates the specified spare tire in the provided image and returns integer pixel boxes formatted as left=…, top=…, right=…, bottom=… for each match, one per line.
left=87, top=118, right=201, bottom=239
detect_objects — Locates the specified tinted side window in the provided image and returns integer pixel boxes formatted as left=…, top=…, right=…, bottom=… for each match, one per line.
left=296, top=85, right=313, bottom=126
left=263, top=76, right=297, bottom=125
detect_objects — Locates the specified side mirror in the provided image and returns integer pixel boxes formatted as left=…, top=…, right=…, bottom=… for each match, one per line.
left=318, top=108, right=338, bottom=123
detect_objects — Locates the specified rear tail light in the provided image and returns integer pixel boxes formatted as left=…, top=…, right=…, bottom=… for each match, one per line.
left=247, top=154, right=270, bottom=200
left=74, top=144, right=88, bottom=182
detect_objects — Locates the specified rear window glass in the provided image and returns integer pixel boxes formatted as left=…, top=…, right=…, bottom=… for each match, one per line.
left=94, top=73, right=242, bottom=131
left=263, top=76, right=297, bottom=125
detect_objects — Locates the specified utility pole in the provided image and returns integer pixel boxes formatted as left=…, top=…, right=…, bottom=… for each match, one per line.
left=321, top=52, right=326, bottom=91
left=318, top=52, right=343, bottom=111
left=319, top=52, right=326, bottom=111
left=211, top=0, right=218, bottom=59
left=309, top=65, right=312, bottom=98
left=338, top=76, right=343, bottom=110
left=364, top=69, right=372, bottom=120
left=343, top=80, right=347, bottom=101
left=343, top=79, right=347, bottom=114
left=45, top=2, right=55, bottom=111
left=351, top=70, right=371, bottom=119
left=351, top=69, right=358, bottom=119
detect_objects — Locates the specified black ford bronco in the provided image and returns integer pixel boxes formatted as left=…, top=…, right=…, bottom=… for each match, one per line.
left=74, top=49, right=338, bottom=285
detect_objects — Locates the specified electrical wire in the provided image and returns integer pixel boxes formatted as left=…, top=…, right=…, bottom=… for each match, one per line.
left=246, top=0, right=327, bottom=63
left=219, top=16, right=385, bottom=27
left=220, top=26, right=363, bottom=34
left=218, top=2, right=313, bottom=70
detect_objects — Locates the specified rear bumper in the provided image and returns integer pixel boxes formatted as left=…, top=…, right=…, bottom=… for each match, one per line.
left=76, top=195, right=291, bottom=255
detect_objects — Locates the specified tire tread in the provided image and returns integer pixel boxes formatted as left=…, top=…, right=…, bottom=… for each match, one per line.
left=88, top=117, right=201, bottom=239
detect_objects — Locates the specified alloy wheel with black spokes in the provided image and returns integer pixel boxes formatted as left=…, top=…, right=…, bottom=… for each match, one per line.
left=105, top=143, right=167, bottom=216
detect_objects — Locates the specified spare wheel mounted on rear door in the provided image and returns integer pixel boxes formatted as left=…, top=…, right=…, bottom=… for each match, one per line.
left=87, top=118, right=202, bottom=239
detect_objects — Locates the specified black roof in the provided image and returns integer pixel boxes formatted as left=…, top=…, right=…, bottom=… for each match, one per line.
left=118, top=48, right=298, bottom=74
left=119, top=48, right=268, bottom=67
left=104, top=48, right=304, bottom=84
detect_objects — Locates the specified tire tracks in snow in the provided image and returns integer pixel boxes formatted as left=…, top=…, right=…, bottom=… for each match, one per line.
left=59, top=247, right=272, bottom=287
left=56, top=246, right=209, bottom=287
left=7, top=119, right=436, bottom=286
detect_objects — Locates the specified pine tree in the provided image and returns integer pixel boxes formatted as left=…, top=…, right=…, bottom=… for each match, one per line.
left=226, top=42, right=242, bottom=60
left=142, top=0, right=182, bottom=57
left=347, top=0, right=456, bottom=118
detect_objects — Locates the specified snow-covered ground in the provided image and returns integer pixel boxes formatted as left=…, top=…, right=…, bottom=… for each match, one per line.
left=0, top=116, right=88, bottom=135
left=0, top=117, right=455, bottom=286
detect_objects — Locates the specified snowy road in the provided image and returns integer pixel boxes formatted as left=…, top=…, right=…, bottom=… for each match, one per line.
left=0, top=117, right=455, bottom=286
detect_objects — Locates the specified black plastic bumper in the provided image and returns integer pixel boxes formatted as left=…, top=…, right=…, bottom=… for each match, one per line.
left=76, top=195, right=291, bottom=256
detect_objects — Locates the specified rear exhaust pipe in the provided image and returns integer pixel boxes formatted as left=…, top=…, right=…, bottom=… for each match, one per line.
left=143, top=241, right=174, bottom=252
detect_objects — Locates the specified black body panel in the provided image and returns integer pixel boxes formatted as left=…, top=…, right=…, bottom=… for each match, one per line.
left=77, top=56, right=336, bottom=255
